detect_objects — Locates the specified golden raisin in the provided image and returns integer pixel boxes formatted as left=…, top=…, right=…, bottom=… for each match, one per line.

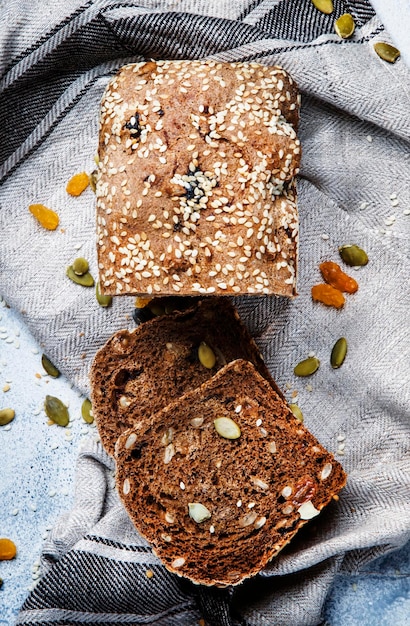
left=135, top=297, right=152, bottom=308
left=0, top=538, right=17, bottom=560
left=66, top=172, right=90, bottom=196
left=311, top=284, right=345, bottom=309
left=319, top=261, right=358, bottom=294
left=29, top=204, right=59, bottom=230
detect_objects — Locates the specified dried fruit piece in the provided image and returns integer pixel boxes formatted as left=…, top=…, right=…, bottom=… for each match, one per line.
left=311, top=284, right=345, bottom=308
left=66, top=266, right=94, bottom=287
left=0, top=408, right=15, bottom=426
left=311, top=0, right=333, bottom=14
left=331, top=337, right=348, bottom=369
left=66, top=172, right=89, bottom=196
left=44, top=395, right=69, bottom=427
left=135, top=297, right=152, bottom=308
left=96, top=282, right=112, bottom=307
left=41, top=354, right=60, bottom=378
left=188, top=503, right=212, bottom=523
left=294, top=357, right=320, bottom=377
left=334, top=13, right=355, bottom=38
left=29, top=204, right=59, bottom=230
left=374, top=42, right=400, bottom=63
left=319, top=261, right=358, bottom=293
left=339, top=244, right=368, bottom=266
left=81, top=398, right=94, bottom=424
left=0, top=538, right=17, bottom=560
left=198, top=342, right=216, bottom=369
left=214, top=416, right=241, bottom=439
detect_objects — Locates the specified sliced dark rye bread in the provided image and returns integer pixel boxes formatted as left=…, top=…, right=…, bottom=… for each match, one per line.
left=90, top=297, right=282, bottom=456
left=115, top=360, right=347, bottom=587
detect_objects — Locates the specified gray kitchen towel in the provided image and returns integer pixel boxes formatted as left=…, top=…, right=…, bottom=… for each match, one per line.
left=1, top=0, right=409, bottom=624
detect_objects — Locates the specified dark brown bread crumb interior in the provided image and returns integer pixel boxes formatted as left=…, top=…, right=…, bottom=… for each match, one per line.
left=115, top=360, right=347, bottom=587
left=90, top=297, right=282, bottom=456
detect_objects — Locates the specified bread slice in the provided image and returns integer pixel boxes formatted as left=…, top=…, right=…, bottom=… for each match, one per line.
left=96, top=60, right=300, bottom=297
left=115, top=360, right=347, bottom=587
left=90, top=297, right=282, bottom=456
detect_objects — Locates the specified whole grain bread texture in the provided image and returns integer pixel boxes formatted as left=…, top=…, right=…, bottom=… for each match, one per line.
left=90, top=297, right=283, bottom=456
left=115, top=359, right=347, bottom=587
left=96, top=59, right=301, bottom=298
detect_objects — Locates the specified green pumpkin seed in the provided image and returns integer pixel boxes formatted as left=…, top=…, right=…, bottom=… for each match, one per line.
left=331, top=337, right=348, bottom=368
left=96, top=282, right=112, bottom=307
left=0, top=577, right=3, bottom=588
left=335, top=13, right=355, bottom=38
left=149, top=303, right=166, bottom=316
left=0, top=408, right=15, bottom=426
left=311, top=0, right=334, bottom=14
left=41, top=354, right=60, bottom=378
left=214, top=416, right=241, bottom=439
left=198, top=342, right=216, bottom=369
left=294, top=357, right=320, bottom=377
left=81, top=398, right=94, bottom=424
left=289, top=404, right=304, bottom=423
left=338, top=244, right=368, bottom=266
left=72, top=257, right=89, bottom=276
left=188, top=502, right=212, bottom=523
left=66, top=265, right=94, bottom=287
left=374, top=42, right=400, bottom=63
left=89, top=169, right=98, bottom=193
left=44, top=395, right=69, bottom=427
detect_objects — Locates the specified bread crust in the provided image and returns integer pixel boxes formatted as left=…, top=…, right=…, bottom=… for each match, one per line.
left=90, top=297, right=283, bottom=456
left=96, top=60, right=301, bottom=297
left=115, top=360, right=347, bottom=587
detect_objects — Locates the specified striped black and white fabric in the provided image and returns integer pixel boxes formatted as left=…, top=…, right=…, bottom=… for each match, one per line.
left=1, top=1, right=409, bottom=625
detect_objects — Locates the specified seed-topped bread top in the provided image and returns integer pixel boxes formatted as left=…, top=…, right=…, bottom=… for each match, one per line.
left=90, top=297, right=283, bottom=456
left=96, top=60, right=301, bottom=297
left=115, top=360, right=347, bottom=587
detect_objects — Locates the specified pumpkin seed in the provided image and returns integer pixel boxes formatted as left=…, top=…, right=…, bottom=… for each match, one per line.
left=311, top=0, right=333, bottom=14
left=41, top=354, right=60, bottom=378
left=89, top=169, right=98, bottom=193
left=0, top=408, right=15, bottom=426
left=338, top=244, right=368, bottom=266
left=0, top=577, right=3, bottom=588
left=72, top=257, right=89, bottom=275
left=331, top=337, right=348, bottom=368
left=44, top=395, right=69, bottom=427
left=66, top=265, right=94, bottom=287
left=334, top=13, right=355, bottom=38
left=198, top=342, right=216, bottom=369
left=188, top=502, right=212, bottom=523
left=374, top=42, right=400, bottom=63
left=96, top=282, right=112, bottom=307
left=294, top=357, right=320, bottom=377
left=81, top=398, right=94, bottom=423
left=214, top=416, right=241, bottom=439
left=289, top=404, right=304, bottom=423
left=149, top=303, right=166, bottom=316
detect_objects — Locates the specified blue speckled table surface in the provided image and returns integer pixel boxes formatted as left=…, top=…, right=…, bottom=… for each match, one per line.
left=0, top=294, right=409, bottom=625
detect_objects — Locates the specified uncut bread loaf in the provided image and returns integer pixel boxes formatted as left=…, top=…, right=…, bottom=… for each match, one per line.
left=90, top=297, right=282, bottom=456
left=115, top=359, right=347, bottom=587
left=96, top=59, right=301, bottom=297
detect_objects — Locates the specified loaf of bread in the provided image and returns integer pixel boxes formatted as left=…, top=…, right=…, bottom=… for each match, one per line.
left=115, top=360, right=347, bottom=587
left=96, top=60, right=301, bottom=297
left=90, top=297, right=283, bottom=456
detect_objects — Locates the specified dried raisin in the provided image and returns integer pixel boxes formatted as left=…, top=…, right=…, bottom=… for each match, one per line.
left=66, top=172, right=89, bottom=196
left=311, top=284, right=345, bottom=309
left=29, top=204, right=59, bottom=230
left=0, top=538, right=17, bottom=560
left=319, top=261, right=358, bottom=294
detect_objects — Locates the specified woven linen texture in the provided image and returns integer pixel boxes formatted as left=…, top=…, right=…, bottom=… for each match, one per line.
left=0, top=1, right=409, bottom=624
